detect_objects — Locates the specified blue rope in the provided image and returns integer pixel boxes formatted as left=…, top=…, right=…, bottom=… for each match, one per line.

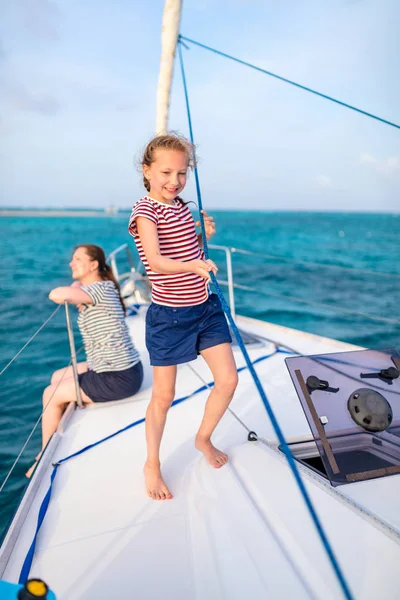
left=177, top=39, right=354, bottom=600
left=18, top=348, right=285, bottom=583
left=19, top=465, right=60, bottom=584
left=179, top=35, right=400, bottom=131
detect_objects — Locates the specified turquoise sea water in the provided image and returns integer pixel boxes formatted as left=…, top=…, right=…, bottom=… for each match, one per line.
left=0, top=211, right=399, bottom=537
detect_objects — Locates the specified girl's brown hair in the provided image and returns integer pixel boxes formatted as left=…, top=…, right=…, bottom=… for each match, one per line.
left=141, top=133, right=196, bottom=199
left=75, top=244, right=126, bottom=314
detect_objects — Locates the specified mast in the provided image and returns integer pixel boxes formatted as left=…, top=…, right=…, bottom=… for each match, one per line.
left=156, top=0, right=183, bottom=134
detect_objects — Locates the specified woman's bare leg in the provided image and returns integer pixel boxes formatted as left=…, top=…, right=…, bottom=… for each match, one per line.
left=41, top=377, right=92, bottom=448
left=144, top=365, right=176, bottom=501
left=195, top=343, right=238, bottom=468
left=25, top=377, right=92, bottom=478
left=51, top=362, right=88, bottom=385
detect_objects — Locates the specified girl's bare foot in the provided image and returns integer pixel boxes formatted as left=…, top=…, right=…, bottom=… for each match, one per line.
left=195, top=436, right=228, bottom=468
left=144, top=462, right=173, bottom=501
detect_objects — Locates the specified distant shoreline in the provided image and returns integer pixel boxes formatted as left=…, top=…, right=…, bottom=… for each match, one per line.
left=0, top=210, right=126, bottom=217
left=0, top=208, right=398, bottom=217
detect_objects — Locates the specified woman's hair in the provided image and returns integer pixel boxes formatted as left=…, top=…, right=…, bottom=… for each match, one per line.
left=75, top=244, right=126, bottom=314
left=141, top=132, right=196, bottom=198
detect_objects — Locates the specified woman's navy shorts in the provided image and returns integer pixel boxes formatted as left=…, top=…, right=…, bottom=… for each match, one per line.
left=78, top=361, right=143, bottom=403
left=145, top=293, right=232, bottom=367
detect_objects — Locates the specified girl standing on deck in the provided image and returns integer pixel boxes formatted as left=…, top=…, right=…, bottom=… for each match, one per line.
left=129, top=134, right=238, bottom=501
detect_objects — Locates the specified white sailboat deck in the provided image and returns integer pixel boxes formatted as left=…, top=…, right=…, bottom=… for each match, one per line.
left=1, top=309, right=399, bottom=599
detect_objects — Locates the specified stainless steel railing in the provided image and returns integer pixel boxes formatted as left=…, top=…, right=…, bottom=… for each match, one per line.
left=107, top=243, right=137, bottom=282
left=64, top=301, right=83, bottom=408
left=107, top=242, right=400, bottom=326
left=208, top=244, right=236, bottom=319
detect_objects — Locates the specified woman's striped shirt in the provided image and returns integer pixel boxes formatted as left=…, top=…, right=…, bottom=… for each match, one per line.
left=77, top=280, right=140, bottom=373
left=129, top=196, right=209, bottom=307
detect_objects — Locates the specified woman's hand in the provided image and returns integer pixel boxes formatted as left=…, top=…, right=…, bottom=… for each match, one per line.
left=188, top=258, right=218, bottom=280
left=196, top=210, right=216, bottom=240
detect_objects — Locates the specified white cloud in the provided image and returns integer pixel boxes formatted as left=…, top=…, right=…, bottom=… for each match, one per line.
left=360, top=152, right=400, bottom=176
left=314, top=174, right=333, bottom=189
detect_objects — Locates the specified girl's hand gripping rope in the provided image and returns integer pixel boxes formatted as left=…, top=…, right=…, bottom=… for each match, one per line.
left=196, top=210, right=216, bottom=240
left=189, top=258, right=218, bottom=280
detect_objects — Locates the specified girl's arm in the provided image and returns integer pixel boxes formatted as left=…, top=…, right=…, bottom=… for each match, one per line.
left=136, top=217, right=217, bottom=279
left=49, top=286, right=94, bottom=305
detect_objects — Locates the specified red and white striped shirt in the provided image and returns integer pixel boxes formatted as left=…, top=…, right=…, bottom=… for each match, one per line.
left=129, top=196, right=209, bottom=307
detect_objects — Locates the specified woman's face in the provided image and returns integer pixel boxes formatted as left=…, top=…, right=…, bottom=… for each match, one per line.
left=69, top=247, right=98, bottom=280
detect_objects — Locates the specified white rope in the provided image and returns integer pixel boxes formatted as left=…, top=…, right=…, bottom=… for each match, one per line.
left=0, top=305, right=62, bottom=378
left=230, top=282, right=400, bottom=325
left=231, top=247, right=400, bottom=280
left=0, top=347, right=85, bottom=494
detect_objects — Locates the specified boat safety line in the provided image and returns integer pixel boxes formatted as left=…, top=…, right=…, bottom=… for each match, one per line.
left=229, top=247, right=400, bottom=280
left=0, top=347, right=85, bottom=495
left=17, top=349, right=282, bottom=583
left=230, top=282, right=400, bottom=326
left=0, top=305, right=62, bottom=378
left=178, top=40, right=354, bottom=600
left=179, top=35, right=400, bottom=131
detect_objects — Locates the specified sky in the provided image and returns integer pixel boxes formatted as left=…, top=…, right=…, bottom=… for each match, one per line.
left=0, top=0, right=399, bottom=211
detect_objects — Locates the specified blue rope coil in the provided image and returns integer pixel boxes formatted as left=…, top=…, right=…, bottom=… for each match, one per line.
left=177, top=39, right=354, bottom=600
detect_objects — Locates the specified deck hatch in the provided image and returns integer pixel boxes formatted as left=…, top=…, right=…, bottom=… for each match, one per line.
left=285, top=348, right=400, bottom=486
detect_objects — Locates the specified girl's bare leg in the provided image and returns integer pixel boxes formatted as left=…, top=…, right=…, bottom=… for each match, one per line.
left=25, top=376, right=92, bottom=478
left=196, top=343, right=238, bottom=468
left=144, top=365, right=176, bottom=500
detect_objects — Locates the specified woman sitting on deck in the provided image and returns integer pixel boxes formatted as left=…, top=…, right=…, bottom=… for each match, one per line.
left=26, top=244, right=143, bottom=477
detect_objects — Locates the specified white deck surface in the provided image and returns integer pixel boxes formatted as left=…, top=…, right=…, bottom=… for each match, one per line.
left=1, top=310, right=399, bottom=599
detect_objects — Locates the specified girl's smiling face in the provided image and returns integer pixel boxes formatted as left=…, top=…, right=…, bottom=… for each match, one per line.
left=143, top=149, right=188, bottom=204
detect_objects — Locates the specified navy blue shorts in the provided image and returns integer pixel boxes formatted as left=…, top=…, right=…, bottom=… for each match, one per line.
left=78, top=361, right=143, bottom=403
left=145, top=293, right=232, bottom=367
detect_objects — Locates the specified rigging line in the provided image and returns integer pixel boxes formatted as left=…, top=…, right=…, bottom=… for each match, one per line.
left=0, top=305, right=62, bottom=378
left=178, top=40, right=354, bottom=600
left=229, top=247, right=400, bottom=280
left=229, top=282, right=400, bottom=325
left=177, top=41, right=208, bottom=250
left=0, top=346, right=85, bottom=494
left=179, top=35, right=400, bottom=131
